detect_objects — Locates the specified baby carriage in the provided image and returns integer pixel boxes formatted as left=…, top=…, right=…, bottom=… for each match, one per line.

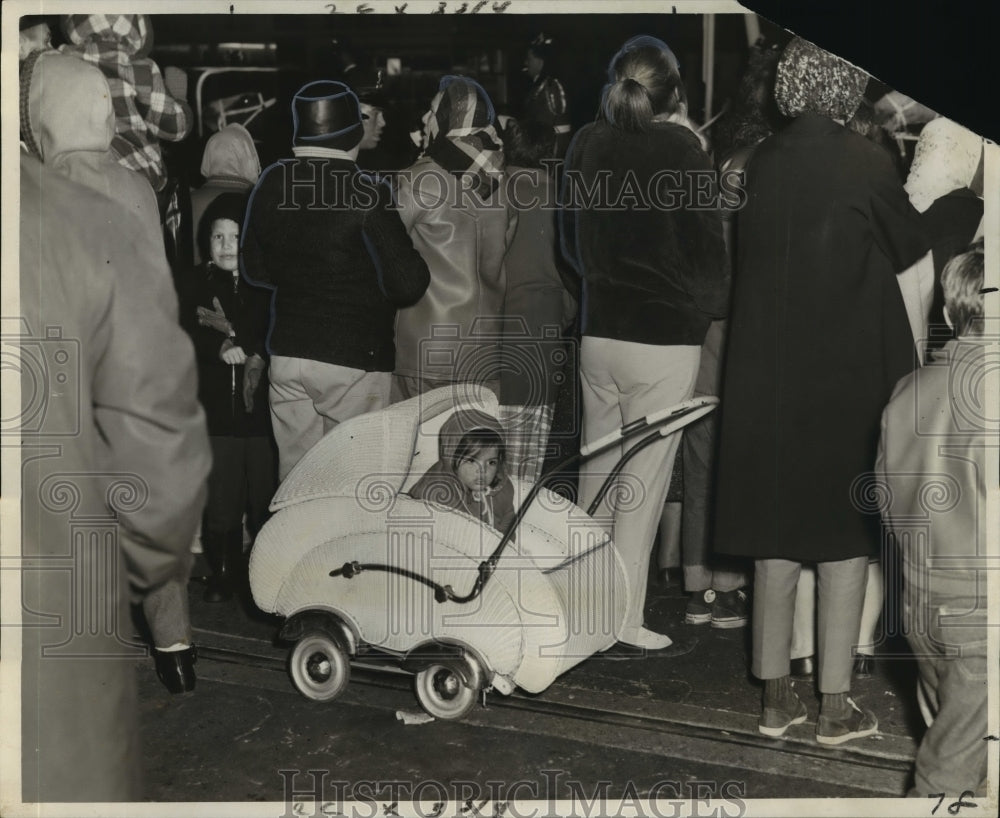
left=248, top=385, right=717, bottom=719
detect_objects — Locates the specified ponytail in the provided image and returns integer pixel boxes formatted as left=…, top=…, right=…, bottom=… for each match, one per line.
left=601, top=42, right=685, bottom=132
left=602, top=77, right=654, bottom=130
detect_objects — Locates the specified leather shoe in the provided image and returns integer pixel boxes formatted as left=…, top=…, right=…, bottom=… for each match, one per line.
left=598, top=636, right=698, bottom=660
left=853, top=654, right=874, bottom=678
left=790, top=655, right=815, bottom=681
left=154, top=646, right=197, bottom=694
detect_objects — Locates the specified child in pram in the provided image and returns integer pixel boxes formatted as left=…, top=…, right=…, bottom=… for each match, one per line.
left=408, top=409, right=516, bottom=536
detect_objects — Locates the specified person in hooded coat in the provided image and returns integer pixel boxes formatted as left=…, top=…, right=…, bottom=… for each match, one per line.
left=190, top=123, right=261, bottom=265
left=20, top=47, right=205, bottom=694
left=392, top=76, right=517, bottom=402
left=19, top=151, right=209, bottom=800
left=712, top=37, right=929, bottom=744
left=175, top=192, right=276, bottom=602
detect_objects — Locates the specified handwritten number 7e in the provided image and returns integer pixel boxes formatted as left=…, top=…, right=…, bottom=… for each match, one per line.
left=930, top=792, right=978, bottom=814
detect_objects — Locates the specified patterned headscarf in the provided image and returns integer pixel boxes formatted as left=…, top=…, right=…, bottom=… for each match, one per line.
left=904, top=117, right=985, bottom=213
left=425, top=76, right=504, bottom=198
left=774, top=37, right=868, bottom=121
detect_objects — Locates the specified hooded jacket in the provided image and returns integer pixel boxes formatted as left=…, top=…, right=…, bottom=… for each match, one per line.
left=190, top=123, right=261, bottom=264
left=408, top=410, right=517, bottom=535
left=60, top=14, right=192, bottom=191
left=20, top=49, right=161, bottom=232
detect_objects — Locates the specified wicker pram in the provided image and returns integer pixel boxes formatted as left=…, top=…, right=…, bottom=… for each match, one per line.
left=249, top=385, right=717, bottom=719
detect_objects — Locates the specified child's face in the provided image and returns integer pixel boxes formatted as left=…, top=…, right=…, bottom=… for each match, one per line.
left=209, top=218, right=240, bottom=272
left=455, top=445, right=499, bottom=493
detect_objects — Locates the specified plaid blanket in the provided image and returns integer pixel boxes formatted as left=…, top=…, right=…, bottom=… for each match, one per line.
left=61, top=14, right=191, bottom=191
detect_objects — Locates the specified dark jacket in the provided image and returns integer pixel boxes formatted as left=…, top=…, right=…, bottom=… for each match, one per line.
left=175, top=261, right=272, bottom=437
left=242, top=156, right=430, bottom=371
left=561, top=120, right=730, bottom=347
left=713, top=113, right=929, bottom=562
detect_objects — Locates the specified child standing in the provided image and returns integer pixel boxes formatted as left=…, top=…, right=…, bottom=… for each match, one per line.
left=409, top=410, right=516, bottom=536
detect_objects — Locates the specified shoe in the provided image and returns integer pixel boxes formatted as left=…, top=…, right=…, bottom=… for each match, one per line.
left=790, top=655, right=815, bottom=681
left=154, top=645, right=197, bottom=694
left=758, top=689, right=807, bottom=737
left=853, top=654, right=874, bottom=678
left=599, top=636, right=698, bottom=660
left=685, top=590, right=714, bottom=625
left=710, top=588, right=748, bottom=629
left=816, top=697, right=878, bottom=745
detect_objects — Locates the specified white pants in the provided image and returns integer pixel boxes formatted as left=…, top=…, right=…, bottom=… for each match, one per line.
left=269, top=356, right=390, bottom=480
left=578, top=337, right=700, bottom=635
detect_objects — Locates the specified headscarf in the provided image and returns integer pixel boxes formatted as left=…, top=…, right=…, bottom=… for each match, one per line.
left=425, top=76, right=504, bottom=198
left=774, top=37, right=868, bottom=121
left=904, top=117, right=985, bottom=213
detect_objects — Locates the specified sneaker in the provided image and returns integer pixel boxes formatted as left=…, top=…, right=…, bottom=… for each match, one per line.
left=711, top=588, right=749, bottom=629
left=685, top=590, right=714, bottom=625
left=816, top=697, right=878, bottom=745
left=758, top=690, right=807, bottom=737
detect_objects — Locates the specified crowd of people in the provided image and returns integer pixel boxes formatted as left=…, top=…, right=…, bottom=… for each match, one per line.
left=17, top=13, right=989, bottom=803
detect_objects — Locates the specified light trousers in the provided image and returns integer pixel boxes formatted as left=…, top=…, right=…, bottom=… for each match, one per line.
left=578, top=337, right=700, bottom=635
left=269, top=356, right=390, bottom=480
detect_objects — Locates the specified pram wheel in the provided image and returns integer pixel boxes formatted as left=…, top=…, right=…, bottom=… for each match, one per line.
left=414, top=662, right=480, bottom=720
left=289, top=632, right=350, bottom=702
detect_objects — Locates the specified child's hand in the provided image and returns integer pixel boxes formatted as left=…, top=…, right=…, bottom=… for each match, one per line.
left=219, top=339, right=247, bottom=365
left=164, top=65, right=189, bottom=101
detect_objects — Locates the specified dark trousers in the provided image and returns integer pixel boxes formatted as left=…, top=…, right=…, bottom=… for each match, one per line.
left=204, top=435, right=277, bottom=537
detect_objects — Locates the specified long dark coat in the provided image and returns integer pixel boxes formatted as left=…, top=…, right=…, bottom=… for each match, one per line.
left=714, top=113, right=928, bottom=562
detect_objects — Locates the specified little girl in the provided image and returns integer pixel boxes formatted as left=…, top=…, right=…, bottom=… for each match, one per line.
left=409, top=410, right=516, bottom=536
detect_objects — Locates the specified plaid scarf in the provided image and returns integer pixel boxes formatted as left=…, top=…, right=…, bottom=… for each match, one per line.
left=425, top=76, right=504, bottom=198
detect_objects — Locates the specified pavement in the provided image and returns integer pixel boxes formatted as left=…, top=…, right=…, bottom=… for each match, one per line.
left=134, top=563, right=926, bottom=803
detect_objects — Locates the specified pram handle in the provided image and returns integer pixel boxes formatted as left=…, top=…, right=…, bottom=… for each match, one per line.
left=330, top=397, right=719, bottom=605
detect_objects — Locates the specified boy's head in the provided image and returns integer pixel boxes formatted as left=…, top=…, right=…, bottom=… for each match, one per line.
left=942, top=240, right=986, bottom=338
left=451, top=429, right=505, bottom=493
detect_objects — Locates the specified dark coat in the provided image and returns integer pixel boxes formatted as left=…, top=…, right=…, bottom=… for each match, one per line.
left=714, top=113, right=928, bottom=562
left=175, top=261, right=272, bottom=437
left=242, top=157, right=430, bottom=371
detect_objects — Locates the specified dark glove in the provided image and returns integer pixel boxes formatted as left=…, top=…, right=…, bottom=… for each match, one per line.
left=243, top=354, right=266, bottom=413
